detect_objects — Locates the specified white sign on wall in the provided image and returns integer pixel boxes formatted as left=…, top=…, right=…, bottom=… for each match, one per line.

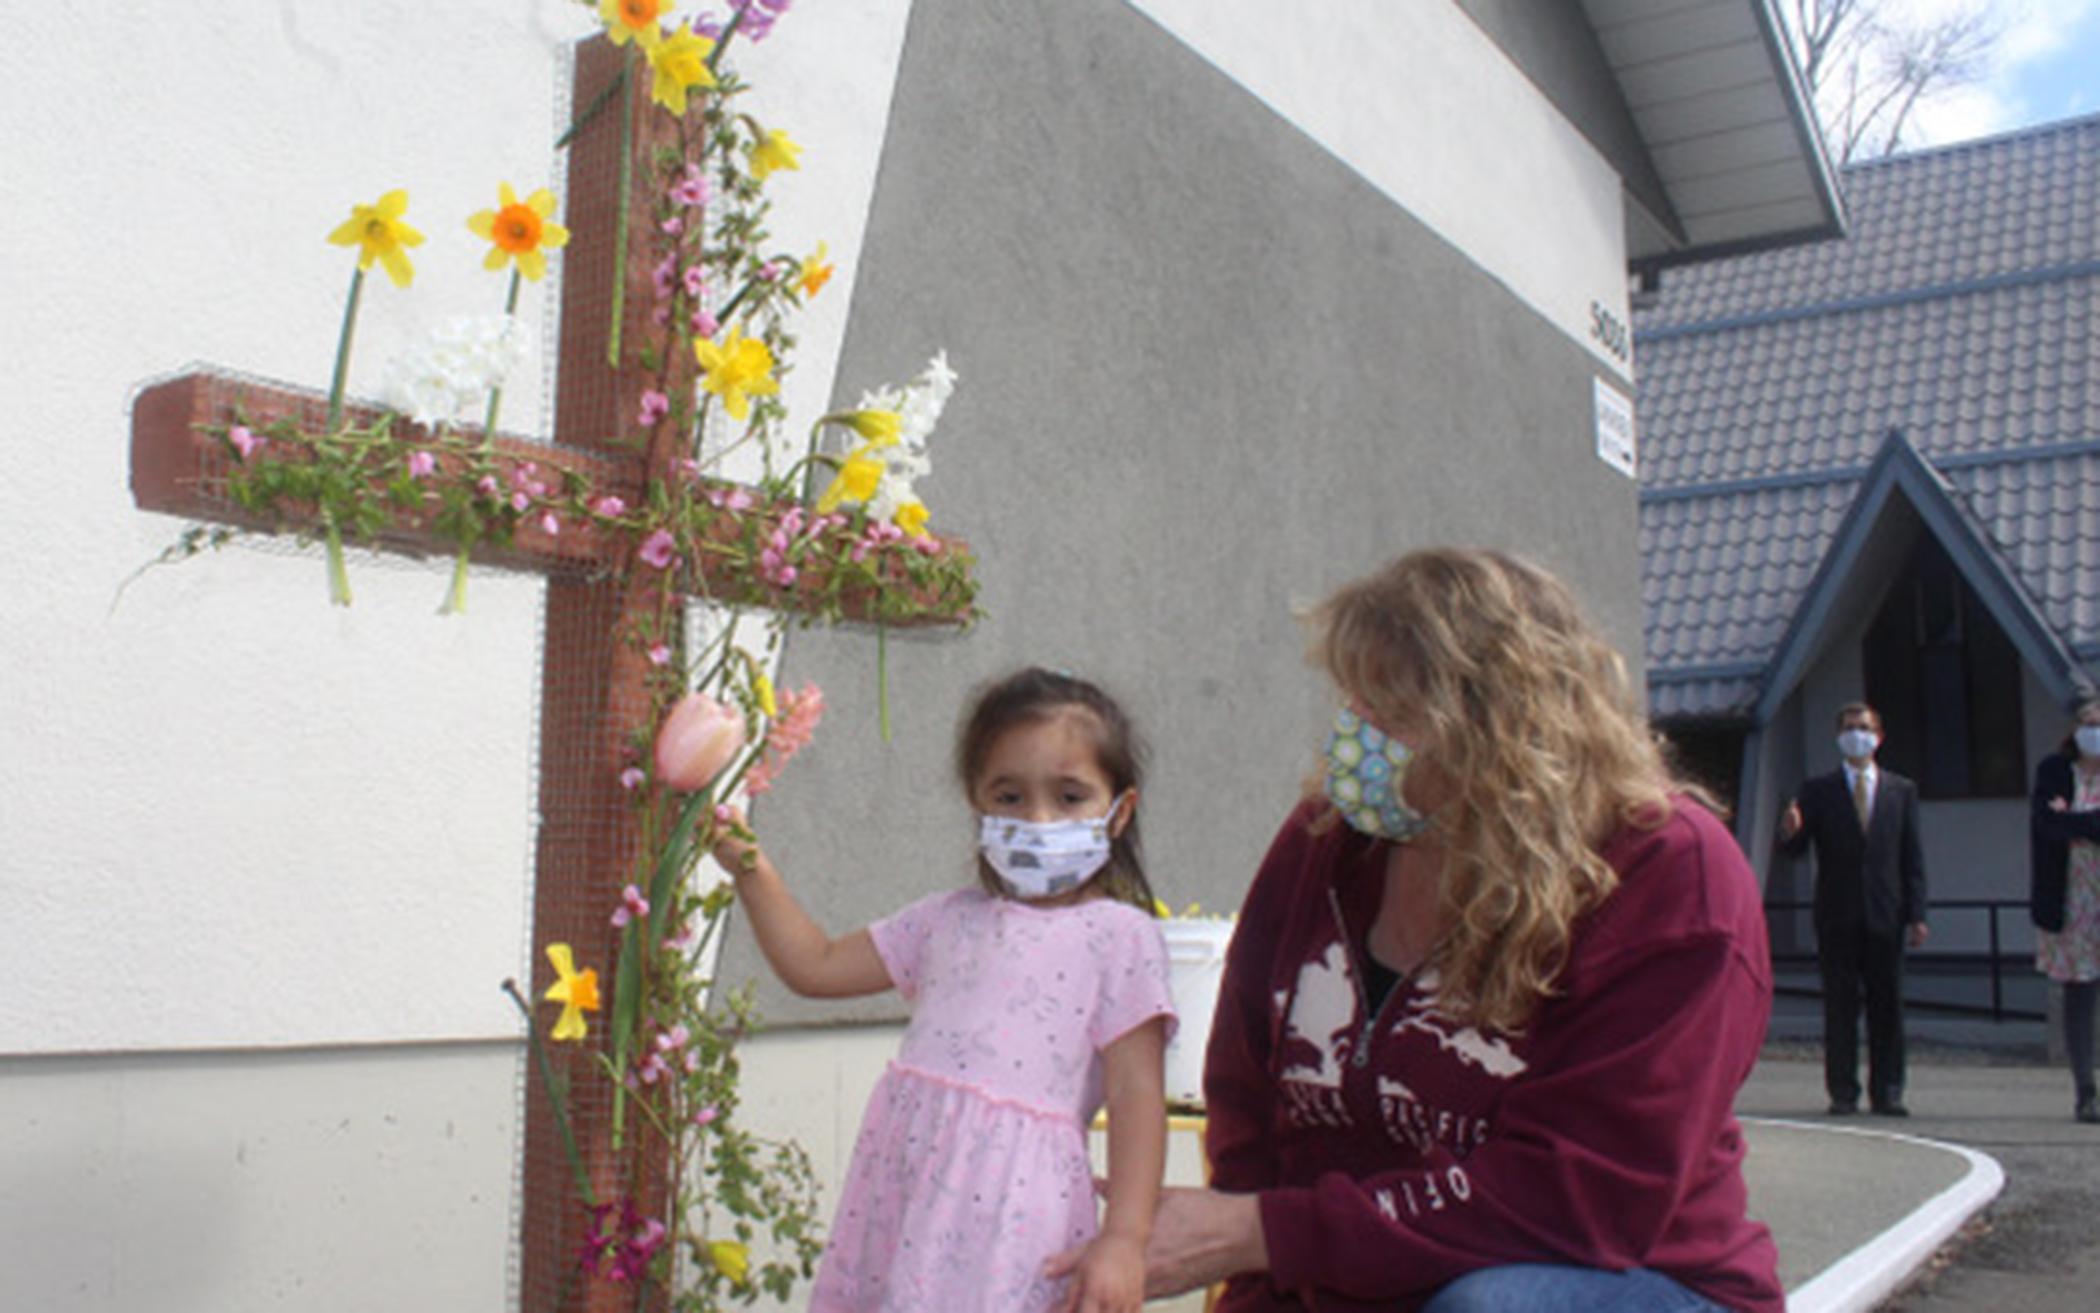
left=1593, top=376, right=1637, bottom=478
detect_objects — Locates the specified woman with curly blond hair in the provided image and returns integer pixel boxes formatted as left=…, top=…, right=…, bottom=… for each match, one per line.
left=1123, top=549, right=1780, bottom=1312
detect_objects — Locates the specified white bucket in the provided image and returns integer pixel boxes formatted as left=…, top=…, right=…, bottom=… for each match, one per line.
left=1161, top=918, right=1236, bottom=1109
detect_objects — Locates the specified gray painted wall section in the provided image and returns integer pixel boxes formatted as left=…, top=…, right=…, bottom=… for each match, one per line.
left=722, top=0, right=1647, bottom=1025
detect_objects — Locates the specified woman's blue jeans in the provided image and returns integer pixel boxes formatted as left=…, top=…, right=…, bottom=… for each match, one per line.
left=1422, top=1264, right=1728, bottom=1312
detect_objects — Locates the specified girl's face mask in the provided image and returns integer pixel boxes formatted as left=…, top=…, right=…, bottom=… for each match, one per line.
left=979, top=794, right=1128, bottom=899
left=2075, top=725, right=2100, bottom=759
left=1323, top=707, right=1431, bottom=843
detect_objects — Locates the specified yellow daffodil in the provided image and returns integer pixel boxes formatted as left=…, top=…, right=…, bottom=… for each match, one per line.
left=542, top=943, right=601, bottom=1042
left=816, top=443, right=887, bottom=513
left=1152, top=898, right=1173, bottom=918
left=467, top=183, right=570, bottom=282
left=798, top=242, right=834, bottom=297
left=831, top=407, right=898, bottom=443
left=693, top=327, right=780, bottom=421
left=326, top=189, right=424, bottom=288
left=748, top=128, right=802, bottom=181
left=707, top=1239, right=750, bottom=1287
left=752, top=671, right=779, bottom=720
left=647, top=28, right=718, bottom=115
left=598, top=0, right=666, bottom=48
left=894, top=500, right=931, bottom=539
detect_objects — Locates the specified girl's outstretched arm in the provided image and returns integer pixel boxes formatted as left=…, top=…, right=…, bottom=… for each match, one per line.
left=1050, top=1016, right=1169, bottom=1313
left=713, top=812, right=893, bottom=999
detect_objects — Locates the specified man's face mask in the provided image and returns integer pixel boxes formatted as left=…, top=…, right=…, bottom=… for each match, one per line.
left=1838, top=727, right=1879, bottom=761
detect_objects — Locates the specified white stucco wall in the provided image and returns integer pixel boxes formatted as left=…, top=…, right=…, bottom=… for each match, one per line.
left=2, top=1, right=914, bottom=1307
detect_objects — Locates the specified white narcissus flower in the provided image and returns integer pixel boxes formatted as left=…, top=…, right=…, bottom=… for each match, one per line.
left=383, top=315, right=532, bottom=427
left=853, top=352, right=955, bottom=530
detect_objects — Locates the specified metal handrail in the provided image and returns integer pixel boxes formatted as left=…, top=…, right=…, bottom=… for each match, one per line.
left=1762, top=896, right=2043, bottom=1022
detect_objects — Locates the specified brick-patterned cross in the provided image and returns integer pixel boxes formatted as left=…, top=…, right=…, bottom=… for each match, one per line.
left=128, top=38, right=965, bottom=1313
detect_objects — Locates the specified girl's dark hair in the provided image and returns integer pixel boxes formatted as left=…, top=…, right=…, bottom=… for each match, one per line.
left=955, top=667, right=1157, bottom=914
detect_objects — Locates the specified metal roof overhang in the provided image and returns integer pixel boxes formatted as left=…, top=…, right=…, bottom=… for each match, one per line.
left=1582, top=0, right=1847, bottom=272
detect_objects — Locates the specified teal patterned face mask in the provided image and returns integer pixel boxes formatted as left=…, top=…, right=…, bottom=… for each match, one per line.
left=1323, top=707, right=1431, bottom=843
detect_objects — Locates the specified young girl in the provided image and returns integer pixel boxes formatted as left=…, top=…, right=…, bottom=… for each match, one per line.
left=714, top=667, right=1176, bottom=1313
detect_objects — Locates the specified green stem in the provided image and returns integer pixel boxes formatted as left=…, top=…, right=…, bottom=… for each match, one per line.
left=608, top=48, right=637, bottom=371
left=706, top=2, right=749, bottom=72
left=712, top=276, right=757, bottom=327
left=482, top=271, right=521, bottom=441
left=610, top=783, right=715, bottom=1150
left=440, top=537, right=474, bottom=616
left=878, top=620, right=891, bottom=742
left=326, top=267, right=365, bottom=435
left=323, top=512, right=352, bottom=608
left=610, top=917, right=642, bottom=1149
left=555, top=63, right=628, bottom=150
left=500, top=979, right=596, bottom=1208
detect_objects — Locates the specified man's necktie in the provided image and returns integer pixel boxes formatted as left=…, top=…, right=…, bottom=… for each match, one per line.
left=1853, top=770, right=1871, bottom=830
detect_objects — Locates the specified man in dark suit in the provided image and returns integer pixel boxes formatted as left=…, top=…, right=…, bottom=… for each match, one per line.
left=1779, top=702, right=1929, bottom=1116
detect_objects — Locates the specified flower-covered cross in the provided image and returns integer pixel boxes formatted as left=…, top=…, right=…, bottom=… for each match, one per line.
left=126, top=7, right=973, bottom=1310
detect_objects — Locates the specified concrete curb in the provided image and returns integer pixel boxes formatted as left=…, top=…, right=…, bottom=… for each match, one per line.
left=1753, top=1117, right=2006, bottom=1313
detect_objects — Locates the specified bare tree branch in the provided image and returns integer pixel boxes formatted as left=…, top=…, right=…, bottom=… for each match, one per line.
left=1778, top=0, right=2018, bottom=162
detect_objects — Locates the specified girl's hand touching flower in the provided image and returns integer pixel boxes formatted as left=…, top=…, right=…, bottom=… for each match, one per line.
left=710, top=803, right=758, bottom=874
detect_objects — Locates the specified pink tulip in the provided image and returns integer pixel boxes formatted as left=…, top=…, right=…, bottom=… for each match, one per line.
left=653, top=692, right=746, bottom=792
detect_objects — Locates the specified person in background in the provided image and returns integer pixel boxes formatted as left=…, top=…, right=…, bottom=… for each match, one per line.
left=1778, top=702, right=1928, bottom=1117
left=2031, top=687, right=2100, bottom=1124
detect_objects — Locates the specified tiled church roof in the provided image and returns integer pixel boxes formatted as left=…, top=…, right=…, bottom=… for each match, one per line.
left=1635, top=112, right=2100, bottom=719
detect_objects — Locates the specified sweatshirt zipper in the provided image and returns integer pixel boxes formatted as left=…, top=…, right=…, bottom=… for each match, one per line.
left=1328, top=885, right=1395, bottom=1070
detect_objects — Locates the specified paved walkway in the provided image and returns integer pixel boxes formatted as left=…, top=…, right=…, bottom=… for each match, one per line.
left=1742, top=1023, right=2100, bottom=1313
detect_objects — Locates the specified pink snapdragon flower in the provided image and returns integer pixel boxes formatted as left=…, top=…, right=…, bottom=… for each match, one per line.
left=227, top=425, right=262, bottom=460
left=744, top=683, right=823, bottom=796
left=593, top=494, right=627, bottom=518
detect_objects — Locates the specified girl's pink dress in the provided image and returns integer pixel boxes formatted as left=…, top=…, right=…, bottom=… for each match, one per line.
left=809, top=888, right=1176, bottom=1312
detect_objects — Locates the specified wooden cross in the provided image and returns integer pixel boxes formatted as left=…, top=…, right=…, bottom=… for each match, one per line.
left=128, top=37, right=966, bottom=1313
